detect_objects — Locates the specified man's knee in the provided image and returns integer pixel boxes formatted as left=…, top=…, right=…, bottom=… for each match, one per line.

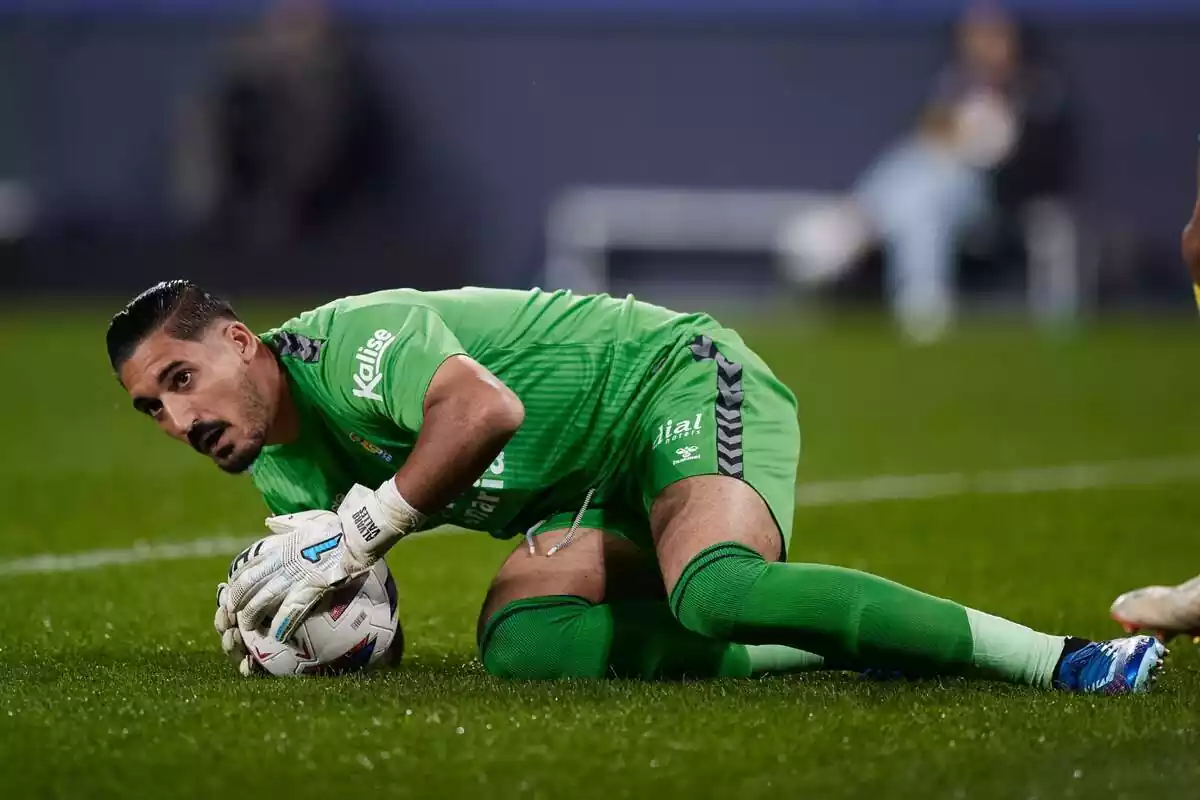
left=668, top=542, right=769, bottom=640
left=478, top=596, right=608, bottom=680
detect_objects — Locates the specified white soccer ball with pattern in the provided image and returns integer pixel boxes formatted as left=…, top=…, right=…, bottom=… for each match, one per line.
left=242, top=560, right=403, bottom=677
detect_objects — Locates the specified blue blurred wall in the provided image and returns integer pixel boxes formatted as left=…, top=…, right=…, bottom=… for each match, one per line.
left=2, top=1, right=1198, bottom=17
left=0, top=10, right=1197, bottom=293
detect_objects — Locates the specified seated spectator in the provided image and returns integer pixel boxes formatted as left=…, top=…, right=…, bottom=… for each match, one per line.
left=784, top=3, right=1075, bottom=342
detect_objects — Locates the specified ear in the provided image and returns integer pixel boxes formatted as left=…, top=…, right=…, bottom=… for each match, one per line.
left=226, top=322, right=259, bottom=364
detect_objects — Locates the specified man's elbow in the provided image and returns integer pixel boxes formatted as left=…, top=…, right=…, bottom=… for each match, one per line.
left=483, top=385, right=525, bottom=436
left=452, top=379, right=523, bottom=440
left=425, top=356, right=525, bottom=438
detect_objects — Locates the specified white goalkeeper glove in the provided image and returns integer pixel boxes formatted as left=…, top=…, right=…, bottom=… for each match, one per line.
left=215, top=534, right=286, bottom=676
left=226, top=480, right=423, bottom=643
left=215, top=581, right=257, bottom=677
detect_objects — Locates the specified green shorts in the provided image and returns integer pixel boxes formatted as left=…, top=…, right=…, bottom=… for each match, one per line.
left=527, top=328, right=800, bottom=556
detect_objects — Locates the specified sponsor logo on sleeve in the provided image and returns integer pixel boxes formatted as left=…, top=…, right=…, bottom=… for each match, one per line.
left=672, top=445, right=702, bottom=466
left=351, top=329, right=397, bottom=402
left=652, top=413, right=704, bottom=449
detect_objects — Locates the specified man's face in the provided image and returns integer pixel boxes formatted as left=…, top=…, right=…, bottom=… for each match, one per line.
left=120, top=322, right=272, bottom=474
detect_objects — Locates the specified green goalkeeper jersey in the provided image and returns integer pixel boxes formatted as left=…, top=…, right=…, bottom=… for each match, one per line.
left=251, top=287, right=719, bottom=537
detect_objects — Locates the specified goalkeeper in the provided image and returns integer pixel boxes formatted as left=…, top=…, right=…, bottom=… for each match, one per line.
left=108, top=281, right=1162, bottom=692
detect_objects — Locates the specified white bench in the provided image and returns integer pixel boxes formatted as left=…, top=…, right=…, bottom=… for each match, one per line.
left=545, top=185, right=1087, bottom=320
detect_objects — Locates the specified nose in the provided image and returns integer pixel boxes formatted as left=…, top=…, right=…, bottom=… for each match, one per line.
left=159, top=395, right=197, bottom=440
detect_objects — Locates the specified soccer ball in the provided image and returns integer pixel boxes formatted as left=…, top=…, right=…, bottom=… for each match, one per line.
left=242, top=560, right=403, bottom=677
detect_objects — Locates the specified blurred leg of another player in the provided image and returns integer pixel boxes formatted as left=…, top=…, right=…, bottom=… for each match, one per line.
left=1108, top=144, right=1200, bottom=642
left=1112, top=576, right=1200, bottom=642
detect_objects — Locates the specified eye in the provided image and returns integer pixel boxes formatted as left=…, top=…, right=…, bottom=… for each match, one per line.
left=173, top=370, right=193, bottom=391
left=147, top=400, right=164, bottom=420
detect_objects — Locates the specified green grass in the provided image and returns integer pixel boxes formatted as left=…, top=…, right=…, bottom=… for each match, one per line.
left=2, top=306, right=1199, bottom=799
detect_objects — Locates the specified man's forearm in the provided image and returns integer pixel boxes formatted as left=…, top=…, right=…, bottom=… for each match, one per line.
left=340, top=356, right=524, bottom=551
left=391, top=391, right=523, bottom=516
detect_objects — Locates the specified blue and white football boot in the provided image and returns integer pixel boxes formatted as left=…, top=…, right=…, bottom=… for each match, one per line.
left=1053, top=635, right=1166, bottom=695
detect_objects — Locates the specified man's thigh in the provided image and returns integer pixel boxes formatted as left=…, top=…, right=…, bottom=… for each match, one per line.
left=634, top=330, right=801, bottom=592
left=651, top=475, right=782, bottom=596
left=476, top=515, right=664, bottom=641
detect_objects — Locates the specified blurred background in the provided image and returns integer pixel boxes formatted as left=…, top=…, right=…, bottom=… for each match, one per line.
left=0, top=0, right=1198, bottom=341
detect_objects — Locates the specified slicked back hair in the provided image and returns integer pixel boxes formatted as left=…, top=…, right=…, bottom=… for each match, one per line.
left=106, top=280, right=239, bottom=373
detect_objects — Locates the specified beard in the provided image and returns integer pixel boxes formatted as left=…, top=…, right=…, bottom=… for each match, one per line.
left=214, top=431, right=266, bottom=474
left=214, top=373, right=273, bottom=474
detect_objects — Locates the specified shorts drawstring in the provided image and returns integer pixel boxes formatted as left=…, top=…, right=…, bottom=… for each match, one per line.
left=524, top=488, right=596, bottom=557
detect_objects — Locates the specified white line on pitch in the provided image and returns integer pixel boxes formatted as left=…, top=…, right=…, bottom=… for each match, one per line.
left=2, top=454, right=1199, bottom=578
left=0, top=529, right=475, bottom=578
left=795, top=455, right=1200, bottom=507
left=0, top=536, right=251, bottom=578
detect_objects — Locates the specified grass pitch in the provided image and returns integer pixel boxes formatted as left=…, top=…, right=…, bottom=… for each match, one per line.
left=1, top=304, right=1198, bottom=799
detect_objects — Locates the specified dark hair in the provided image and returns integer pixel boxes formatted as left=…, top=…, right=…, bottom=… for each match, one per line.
left=106, top=280, right=239, bottom=372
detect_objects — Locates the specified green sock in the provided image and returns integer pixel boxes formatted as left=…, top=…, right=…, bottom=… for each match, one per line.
left=670, top=542, right=1064, bottom=686
left=479, top=595, right=823, bottom=680
left=745, top=644, right=825, bottom=676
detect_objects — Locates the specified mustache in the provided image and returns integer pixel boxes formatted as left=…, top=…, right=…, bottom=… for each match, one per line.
left=188, top=420, right=231, bottom=454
